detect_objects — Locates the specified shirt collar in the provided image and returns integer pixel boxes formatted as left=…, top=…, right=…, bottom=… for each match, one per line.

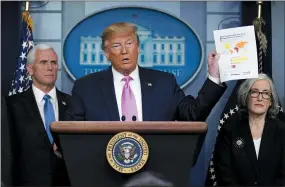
left=112, top=65, right=139, bottom=83
left=32, top=84, right=57, bottom=104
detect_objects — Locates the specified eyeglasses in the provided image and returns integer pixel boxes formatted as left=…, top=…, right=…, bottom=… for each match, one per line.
left=249, top=90, right=272, bottom=100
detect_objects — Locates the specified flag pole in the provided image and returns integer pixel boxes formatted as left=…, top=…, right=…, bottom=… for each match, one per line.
left=257, top=1, right=263, bottom=73
left=25, top=1, right=29, bottom=11
left=253, top=1, right=267, bottom=73
left=257, top=1, right=262, bottom=19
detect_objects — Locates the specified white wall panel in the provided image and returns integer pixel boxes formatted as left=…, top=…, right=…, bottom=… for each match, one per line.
left=207, top=14, right=240, bottom=41
left=31, top=2, right=62, bottom=11
left=207, top=2, right=240, bottom=13
left=55, top=70, right=62, bottom=90
left=31, top=13, right=62, bottom=40
left=85, top=2, right=181, bottom=18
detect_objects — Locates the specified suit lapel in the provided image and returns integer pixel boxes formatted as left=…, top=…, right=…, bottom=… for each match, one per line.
left=23, top=88, right=52, bottom=147
left=139, top=67, right=154, bottom=121
left=257, top=119, right=275, bottom=168
left=23, top=88, right=45, bottom=132
left=100, top=67, right=120, bottom=121
left=56, top=90, right=68, bottom=121
left=241, top=118, right=259, bottom=175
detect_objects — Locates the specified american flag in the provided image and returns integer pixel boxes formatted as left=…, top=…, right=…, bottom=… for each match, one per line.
left=8, top=11, right=34, bottom=96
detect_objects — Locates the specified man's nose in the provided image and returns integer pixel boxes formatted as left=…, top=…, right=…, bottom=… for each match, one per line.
left=46, top=62, right=53, bottom=70
left=121, top=45, right=127, bottom=54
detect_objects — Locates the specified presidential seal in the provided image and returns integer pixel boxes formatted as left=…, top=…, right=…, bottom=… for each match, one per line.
left=106, top=132, right=149, bottom=174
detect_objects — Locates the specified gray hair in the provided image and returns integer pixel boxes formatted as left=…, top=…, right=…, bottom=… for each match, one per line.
left=237, top=73, right=280, bottom=118
left=27, top=44, right=54, bottom=64
left=123, top=171, right=173, bottom=187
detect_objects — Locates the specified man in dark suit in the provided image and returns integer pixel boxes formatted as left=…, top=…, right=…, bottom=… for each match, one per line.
left=68, top=22, right=226, bottom=122
left=6, top=44, right=70, bottom=186
left=1, top=96, right=12, bottom=186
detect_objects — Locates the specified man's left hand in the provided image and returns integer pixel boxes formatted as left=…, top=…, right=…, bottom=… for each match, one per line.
left=208, top=52, right=220, bottom=78
left=53, top=143, right=63, bottom=159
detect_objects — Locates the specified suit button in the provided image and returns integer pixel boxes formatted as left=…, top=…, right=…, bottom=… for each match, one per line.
left=254, top=182, right=258, bottom=185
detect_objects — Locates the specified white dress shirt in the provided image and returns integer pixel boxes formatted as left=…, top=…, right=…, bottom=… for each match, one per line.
left=112, top=66, right=221, bottom=122
left=112, top=66, right=143, bottom=121
left=253, top=137, right=261, bottom=159
left=32, top=84, right=59, bottom=128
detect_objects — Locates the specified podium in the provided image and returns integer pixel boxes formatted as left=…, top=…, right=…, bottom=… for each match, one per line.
left=51, top=121, right=207, bottom=187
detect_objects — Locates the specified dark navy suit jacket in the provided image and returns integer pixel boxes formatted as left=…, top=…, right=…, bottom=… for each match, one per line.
left=6, top=88, right=71, bottom=186
left=68, top=66, right=226, bottom=122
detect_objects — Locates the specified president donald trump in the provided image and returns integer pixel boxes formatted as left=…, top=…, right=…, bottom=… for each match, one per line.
left=68, top=22, right=226, bottom=122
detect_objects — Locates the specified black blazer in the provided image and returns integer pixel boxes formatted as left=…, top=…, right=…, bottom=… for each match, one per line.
left=68, top=66, right=226, bottom=122
left=1, top=96, right=12, bottom=186
left=213, top=114, right=285, bottom=186
left=6, top=88, right=71, bottom=186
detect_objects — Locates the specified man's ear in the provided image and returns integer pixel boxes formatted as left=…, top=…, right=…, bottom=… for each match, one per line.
left=104, top=50, right=110, bottom=61
left=26, top=64, right=33, bottom=76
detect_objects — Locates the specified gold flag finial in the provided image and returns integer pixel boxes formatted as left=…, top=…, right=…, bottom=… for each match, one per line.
left=25, top=1, right=29, bottom=11
left=22, top=1, right=34, bottom=31
left=257, top=1, right=262, bottom=19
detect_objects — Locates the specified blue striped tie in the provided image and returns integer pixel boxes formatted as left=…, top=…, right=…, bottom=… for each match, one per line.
left=43, top=94, right=55, bottom=144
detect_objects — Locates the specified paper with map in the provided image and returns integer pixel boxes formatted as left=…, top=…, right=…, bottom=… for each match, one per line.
left=213, top=25, right=258, bottom=82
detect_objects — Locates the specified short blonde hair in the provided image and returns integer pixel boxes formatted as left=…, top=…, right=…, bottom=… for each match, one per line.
left=101, top=22, right=140, bottom=50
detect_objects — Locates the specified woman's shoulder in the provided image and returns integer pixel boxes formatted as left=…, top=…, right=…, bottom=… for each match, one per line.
left=276, top=119, right=285, bottom=131
left=220, top=113, right=245, bottom=133
left=268, top=118, right=285, bottom=133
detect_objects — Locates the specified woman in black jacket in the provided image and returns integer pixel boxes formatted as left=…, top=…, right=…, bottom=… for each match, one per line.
left=214, top=73, right=285, bottom=186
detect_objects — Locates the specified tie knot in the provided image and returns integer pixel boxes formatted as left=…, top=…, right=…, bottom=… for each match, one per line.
left=43, top=94, right=51, bottom=101
left=122, top=76, right=133, bottom=84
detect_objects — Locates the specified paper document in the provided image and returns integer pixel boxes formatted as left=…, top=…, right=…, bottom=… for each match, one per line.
left=213, top=25, right=259, bottom=82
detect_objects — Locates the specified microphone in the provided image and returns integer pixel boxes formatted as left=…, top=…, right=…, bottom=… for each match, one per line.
left=121, top=115, right=126, bottom=121
left=132, top=116, right=137, bottom=121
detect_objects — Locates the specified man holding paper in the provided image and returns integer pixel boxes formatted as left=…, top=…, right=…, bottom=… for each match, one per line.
left=68, top=22, right=226, bottom=122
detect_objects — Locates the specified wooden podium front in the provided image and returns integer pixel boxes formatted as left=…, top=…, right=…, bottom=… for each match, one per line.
left=51, top=121, right=207, bottom=187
